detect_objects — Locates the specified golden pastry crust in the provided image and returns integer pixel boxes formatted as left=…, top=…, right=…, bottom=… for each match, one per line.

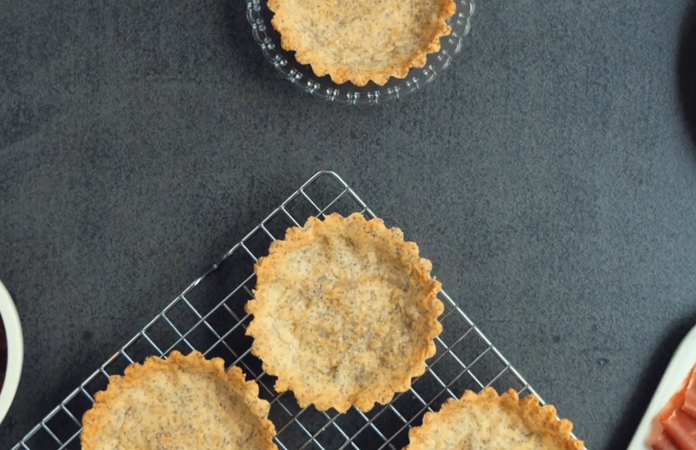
left=268, top=0, right=457, bottom=86
left=406, top=388, right=585, bottom=450
left=81, top=351, right=277, bottom=450
left=246, top=213, right=443, bottom=413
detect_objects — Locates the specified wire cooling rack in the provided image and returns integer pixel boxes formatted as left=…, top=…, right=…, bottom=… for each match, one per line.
left=13, top=170, right=542, bottom=450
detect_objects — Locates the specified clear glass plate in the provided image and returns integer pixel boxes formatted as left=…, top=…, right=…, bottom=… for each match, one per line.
left=245, top=0, right=476, bottom=104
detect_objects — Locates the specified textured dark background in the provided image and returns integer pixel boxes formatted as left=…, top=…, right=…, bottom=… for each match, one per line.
left=2, top=0, right=696, bottom=448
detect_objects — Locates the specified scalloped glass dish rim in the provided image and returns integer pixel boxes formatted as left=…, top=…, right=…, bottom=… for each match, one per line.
left=246, top=0, right=476, bottom=104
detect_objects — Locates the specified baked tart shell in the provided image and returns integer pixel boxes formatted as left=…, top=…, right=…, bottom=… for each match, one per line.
left=246, top=213, right=443, bottom=413
left=406, top=388, right=585, bottom=450
left=81, top=351, right=277, bottom=450
left=268, top=0, right=457, bottom=86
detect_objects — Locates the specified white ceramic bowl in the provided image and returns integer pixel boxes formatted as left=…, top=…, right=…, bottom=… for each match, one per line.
left=0, top=280, right=23, bottom=424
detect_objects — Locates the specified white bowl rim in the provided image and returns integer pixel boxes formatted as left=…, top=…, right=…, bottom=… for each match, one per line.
left=0, top=279, right=23, bottom=424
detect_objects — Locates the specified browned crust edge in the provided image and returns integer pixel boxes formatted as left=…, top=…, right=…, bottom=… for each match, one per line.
left=267, top=0, right=457, bottom=86
left=406, top=388, right=585, bottom=450
left=81, top=351, right=277, bottom=450
left=246, top=212, right=443, bottom=413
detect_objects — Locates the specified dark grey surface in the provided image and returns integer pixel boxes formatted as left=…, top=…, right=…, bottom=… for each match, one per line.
left=1, top=0, right=696, bottom=448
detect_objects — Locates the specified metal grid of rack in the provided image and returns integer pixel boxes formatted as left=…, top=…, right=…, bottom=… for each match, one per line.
left=12, top=171, right=541, bottom=450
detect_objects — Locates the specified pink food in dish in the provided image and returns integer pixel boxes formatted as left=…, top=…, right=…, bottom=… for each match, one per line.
left=684, top=366, right=696, bottom=419
left=650, top=432, right=681, bottom=450
left=662, top=409, right=696, bottom=449
left=647, top=364, right=696, bottom=450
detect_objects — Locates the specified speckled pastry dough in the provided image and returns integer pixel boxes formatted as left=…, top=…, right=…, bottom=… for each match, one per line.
left=405, top=388, right=585, bottom=450
left=246, top=213, right=443, bottom=413
left=81, top=351, right=277, bottom=450
left=268, top=0, right=456, bottom=86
